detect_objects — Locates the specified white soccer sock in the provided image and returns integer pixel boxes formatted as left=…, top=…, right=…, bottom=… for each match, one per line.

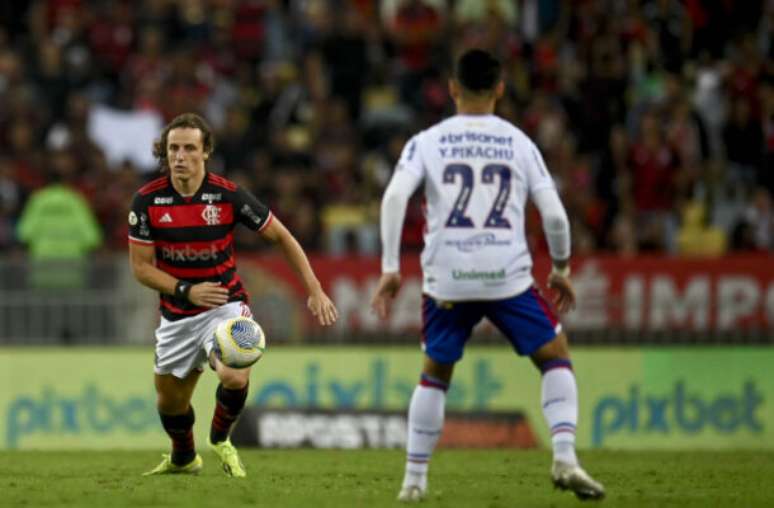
left=541, top=366, right=579, bottom=466
left=403, top=383, right=446, bottom=489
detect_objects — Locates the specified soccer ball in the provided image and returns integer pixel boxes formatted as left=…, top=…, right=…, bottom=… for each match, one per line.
left=213, top=316, right=266, bottom=368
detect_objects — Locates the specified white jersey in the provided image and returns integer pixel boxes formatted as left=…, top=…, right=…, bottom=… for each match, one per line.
left=395, top=114, right=557, bottom=300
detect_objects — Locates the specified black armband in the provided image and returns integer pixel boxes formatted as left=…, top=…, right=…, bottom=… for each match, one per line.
left=174, top=280, right=192, bottom=301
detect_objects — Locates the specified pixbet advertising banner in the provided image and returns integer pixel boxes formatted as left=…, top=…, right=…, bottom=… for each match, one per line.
left=238, top=254, right=774, bottom=339
left=1, top=347, right=772, bottom=450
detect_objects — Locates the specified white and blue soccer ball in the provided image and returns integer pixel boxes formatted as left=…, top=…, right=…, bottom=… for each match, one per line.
left=213, top=316, right=266, bottom=368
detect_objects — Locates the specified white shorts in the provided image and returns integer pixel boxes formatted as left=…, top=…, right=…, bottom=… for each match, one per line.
left=154, top=301, right=253, bottom=378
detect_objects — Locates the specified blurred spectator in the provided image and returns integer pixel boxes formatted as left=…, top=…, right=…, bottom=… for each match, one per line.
left=676, top=200, right=727, bottom=256
left=729, top=187, right=773, bottom=252
left=742, top=187, right=774, bottom=250
left=92, top=157, right=140, bottom=250
left=0, top=157, right=22, bottom=250
left=609, top=212, right=639, bottom=256
left=382, top=0, right=447, bottom=110
left=723, top=96, right=765, bottom=187
left=16, top=148, right=103, bottom=288
left=320, top=9, right=370, bottom=119
left=595, top=125, right=629, bottom=248
left=628, top=110, right=679, bottom=250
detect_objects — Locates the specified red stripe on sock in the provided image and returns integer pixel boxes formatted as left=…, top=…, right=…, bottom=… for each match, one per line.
left=171, top=429, right=194, bottom=453
left=211, top=402, right=237, bottom=433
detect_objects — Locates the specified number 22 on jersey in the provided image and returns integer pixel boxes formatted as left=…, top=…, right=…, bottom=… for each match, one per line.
left=443, top=163, right=512, bottom=229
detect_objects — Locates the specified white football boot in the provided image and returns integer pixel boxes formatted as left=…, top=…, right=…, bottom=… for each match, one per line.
left=551, top=461, right=605, bottom=500
left=397, top=485, right=426, bottom=502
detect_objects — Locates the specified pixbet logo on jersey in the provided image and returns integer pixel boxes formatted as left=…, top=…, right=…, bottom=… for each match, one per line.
left=161, top=244, right=220, bottom=262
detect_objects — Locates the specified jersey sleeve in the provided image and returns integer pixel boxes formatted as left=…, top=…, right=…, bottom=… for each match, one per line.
left=128, top=193, right=154, bottom=246
left=524, top=140, right=556, bottom=197
left=233, top=186, right=273, bottom=232
left=395, top=134, right=426, bottom=180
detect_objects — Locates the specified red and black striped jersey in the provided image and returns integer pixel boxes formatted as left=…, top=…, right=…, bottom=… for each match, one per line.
left=128, top=172, right=273, bottom=321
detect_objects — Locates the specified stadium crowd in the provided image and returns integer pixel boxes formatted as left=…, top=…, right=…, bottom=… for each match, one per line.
left=0, top=0, right=772, bottom=257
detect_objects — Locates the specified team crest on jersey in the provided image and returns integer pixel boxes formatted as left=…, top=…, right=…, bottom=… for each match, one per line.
left=201, top=204, right=221, bottom=225
left=128, top=211, right=138, bottom=225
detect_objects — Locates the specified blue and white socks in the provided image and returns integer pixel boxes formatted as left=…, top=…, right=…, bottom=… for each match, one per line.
left=403, top=362, right=579, bottom=490
left=540, top=359, right=579, bottom=466
left=402, top=375, right=448, bottom=490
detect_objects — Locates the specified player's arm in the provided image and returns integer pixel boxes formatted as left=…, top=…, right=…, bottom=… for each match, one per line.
left=259, top=217, right=338, bottom=326
left=532, top=188, right=575, bottom=313
left=370, top=169, right=423, bottom=319
left=128, top=241, right=228, bottom=308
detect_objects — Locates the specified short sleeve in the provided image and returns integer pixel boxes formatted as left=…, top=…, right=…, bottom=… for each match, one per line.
left=395, top=134, right=425, bottom=180
left=128, top=193, right=153, bottom=245
left=233, top=186, right=273, bottom=231
left=524, top=140, right=556, bottom=197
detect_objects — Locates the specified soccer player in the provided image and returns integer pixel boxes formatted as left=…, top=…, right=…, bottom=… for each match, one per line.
left=370, top=49, right=605, bottom=501
left=129, top=113, right=338, bottom=477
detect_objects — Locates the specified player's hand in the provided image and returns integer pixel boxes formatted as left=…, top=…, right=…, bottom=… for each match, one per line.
left=370, top=273, right=402, bottom=320
left=188, top=281, right=229, bottom=308
left=307, top=289, right=338, bottom=326
left=547, top=272, right=576, bottom=314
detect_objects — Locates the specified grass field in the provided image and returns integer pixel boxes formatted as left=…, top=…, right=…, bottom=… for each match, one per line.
left=1, top=449, right=772, bottom=507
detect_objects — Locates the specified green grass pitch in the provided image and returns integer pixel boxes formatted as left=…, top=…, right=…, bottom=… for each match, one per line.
left=1, top=449, right=772, bottom=507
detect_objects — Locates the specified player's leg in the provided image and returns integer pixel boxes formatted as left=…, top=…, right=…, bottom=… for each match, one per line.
left=531, top=334, right=604, bottom=500
left=207, top=354, right=251, bottom=477
left=210, top=355, right=251, bottom=444
left=399, top=355, right=454, bottom=502
left=487, top=288, right=604, bottom=500
left=144, top=370, right=203, bottom=475
left=398, top=296, right=481, bottom=502
left=530, top=333, right=579, bottom=467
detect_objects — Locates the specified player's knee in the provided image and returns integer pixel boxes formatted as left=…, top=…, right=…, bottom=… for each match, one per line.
left=156, top=390, right=191, bottom=414
left=218, top=366, right=250, bottom=389
left=422, top=356, right=454, bottom=384
left=530, top=333, right=571, bottom=370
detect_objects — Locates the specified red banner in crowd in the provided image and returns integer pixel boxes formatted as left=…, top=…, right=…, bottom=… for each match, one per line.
left=242, top=255, right=774, bottom=334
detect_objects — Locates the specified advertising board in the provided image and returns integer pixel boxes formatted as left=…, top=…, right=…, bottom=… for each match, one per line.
left=238, top=255, right=774, bottom=338
left=1, top=347, right=771, bottom=450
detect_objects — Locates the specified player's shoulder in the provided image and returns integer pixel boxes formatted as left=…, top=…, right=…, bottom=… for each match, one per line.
left=137, top=175, right=170, bottom=196
left=133, top=176, right=171, bottom=206
left=411, top=117, right=462, bottom=149
left=483, top=117, right=540, bottom=157
left=404, top=125, right=431, bottom=148
left=205, top=172, right=239, bottom=192
left=487, top=115, right=532, bottom=144
left=424, top=116, right=460, bottom=138
left=501, top=119, right=538, bottom=149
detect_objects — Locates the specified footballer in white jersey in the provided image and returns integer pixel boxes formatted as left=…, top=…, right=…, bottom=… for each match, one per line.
left=392, top=113, right=556, bottom=302
left=371, top=49, right=605, bottom=503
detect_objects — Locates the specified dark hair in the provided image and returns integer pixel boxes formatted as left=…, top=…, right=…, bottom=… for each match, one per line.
left=455, top=49, right=501, bottom=93
left=153, top=113, right=215, bottom=171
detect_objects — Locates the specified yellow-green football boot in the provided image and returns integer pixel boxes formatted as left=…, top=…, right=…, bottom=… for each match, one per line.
left=143, top=453, right=203, bottom=476
left=208, top=438, right=246, bottom=478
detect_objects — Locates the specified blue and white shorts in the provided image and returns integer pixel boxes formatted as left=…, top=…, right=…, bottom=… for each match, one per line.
left=154, top=301, right=253, bottom=378
left=421, top=287, right=561, bottom=364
